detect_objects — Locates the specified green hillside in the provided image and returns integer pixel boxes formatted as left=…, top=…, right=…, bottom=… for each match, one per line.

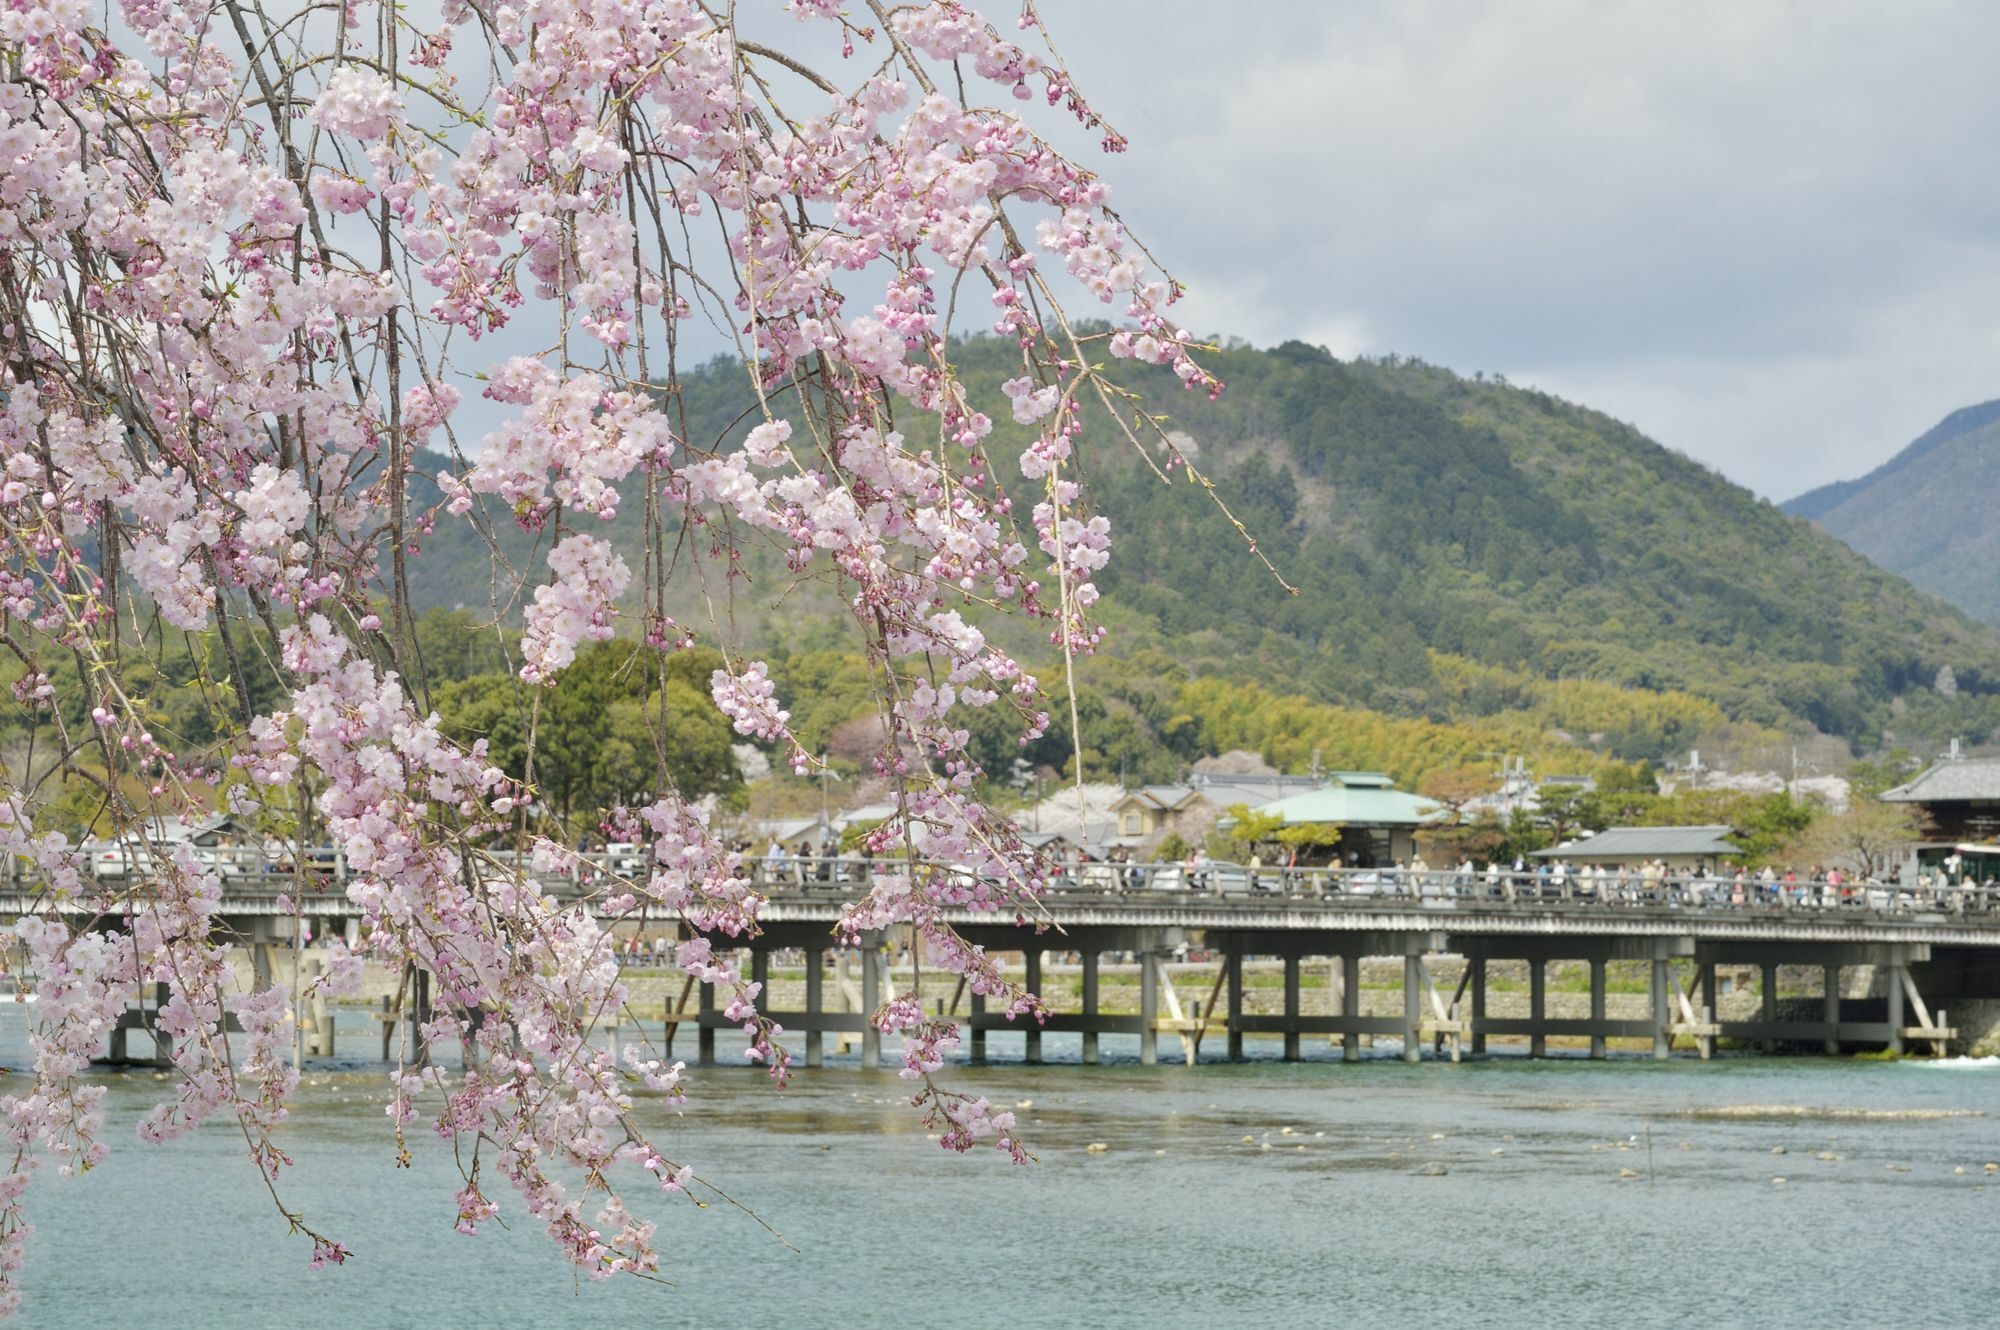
left=405, top=337, right=2000, bottom=763
left=1782, top=400, right=2000, bottom=626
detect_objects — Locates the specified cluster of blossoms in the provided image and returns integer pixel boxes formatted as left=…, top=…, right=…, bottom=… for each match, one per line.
left=0, top=0, right=1224, bottom=1316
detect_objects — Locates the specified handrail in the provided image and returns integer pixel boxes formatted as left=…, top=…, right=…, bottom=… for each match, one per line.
left=15, top=847, right=2000, bottom=919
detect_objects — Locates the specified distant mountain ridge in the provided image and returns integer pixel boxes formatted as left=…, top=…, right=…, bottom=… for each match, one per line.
left=408, top=337, right=2000, bottom=758
left=1782, top=398, right=2000, bottom=624
left=1787, top=398, right=2000, bottom=522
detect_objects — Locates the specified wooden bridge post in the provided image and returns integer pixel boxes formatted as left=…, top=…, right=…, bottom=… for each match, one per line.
left=1589, top=957, right=1607, bottom=1059
left=1760, top=963, right=1778, bottom=1053
left=832, top=949, right=862, bottom=1056
left=1342, top=952, right=1361, bottom=1062
left=1402, top=952, right=1422, bottom=1065
left=1024, top=949, right=1043, bottom=1065
left=1529, top=960, right=1547, bottom=1058
left=148, top=980, right=172, bottom=1065
left=1651, top=956, right=1671, bottom=1059
left=697, top=968, right=717, bottom=1066
left=1822, top=963, right=1840, bottom=1055
left=1885, top=950, right=1905, bottom=1056
left=1469, top=956, right=1487, bottom=1056
left=969, top=980, right=988, bottom=1064
left=860, top=940, right=882, bottom=1070
left=1139, top=952, right=1159, bottom=1067
left=1081, top=950, right=1100, bottom=1065
left=804, top=947, right=824, bottom=1068
left=301, top=959, right=334, bottom=1059
left=1698, top=962, right=1718, bottom=1057
left=1225, top=947, right=1244, bottom=1061
left=751, top=945, right=771, bottom=1066
left=1282, top=953, right=1301, bottom=1062
left=412, top=966, right=434, bottom=1068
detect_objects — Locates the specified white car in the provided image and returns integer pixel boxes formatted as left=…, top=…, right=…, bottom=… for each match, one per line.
left=603, top=842, right=647, bottom=874
left=84, top=839, right=143, bottom=879
left=85, top=838, right=254, bottom=879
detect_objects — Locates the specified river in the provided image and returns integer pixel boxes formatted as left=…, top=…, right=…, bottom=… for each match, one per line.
left=8, top=1020, right=1997, bottom=1329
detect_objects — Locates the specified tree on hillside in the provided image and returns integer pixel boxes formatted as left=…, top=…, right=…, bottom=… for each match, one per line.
left=439, top=643, right=739, bottom=837
left=1417, top=764, right=1499, bottom=859
left=1537, top=785, right=1603, bottom=846
left=1845, top=749, right=1921, bottom=800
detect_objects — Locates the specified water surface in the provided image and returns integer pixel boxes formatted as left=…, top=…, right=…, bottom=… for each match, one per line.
left=10, top=1023, right=1997, bottom=1329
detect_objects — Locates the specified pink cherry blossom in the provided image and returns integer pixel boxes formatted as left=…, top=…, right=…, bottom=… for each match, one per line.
left=0, top=0, right=1226, bottom=1315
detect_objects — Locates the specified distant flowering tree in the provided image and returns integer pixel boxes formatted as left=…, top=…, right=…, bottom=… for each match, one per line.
left=0, top=0, right=1234, bottom=1312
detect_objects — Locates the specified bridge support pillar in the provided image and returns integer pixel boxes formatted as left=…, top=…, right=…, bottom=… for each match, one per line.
left=1470, top=957, right=1486, bottom=1056
left=108, top=982, right=172, bottom=1066
left=1402, top=953, right=1422, bottom=1064
left=1698, top=962, right=1718, bottom=1061
left=1886, top=953, right=1905, bottom=1056
left=1024, top=950, right=1043, bottom=1065
left=861, top=943, right=881, bottom=1070
left=1651, top=957, right=1671, bottom=1060
left=1589, top=958, right=1607, bottom=1059
left=1822, top=963, right=1840, bottom=1055
left=1139, top=953, right=1160, bottom=1067
left=1342, top=953, right=1361, bottom=1063
left=698, top=970, right=717, bottom=1067
left=804, top=948, right=824, bottom=1068
left=411, top=966, right=434, bottom=1068
left=1081, top=951, right=1100, bottom=1065
left=1529, top=960, right=1547, bottom=1058
left=1226, top=949, right=1243, bottom=1061
left=1761, top=963, right=1778, bottom=1053
left=970, top=979, right=987, bottom=1065
left=300, top=959, right=334, bottom=1060
left=1282, top=954, right=1301, bottom=1062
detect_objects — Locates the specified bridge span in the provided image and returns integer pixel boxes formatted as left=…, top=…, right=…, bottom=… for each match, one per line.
left=4, top=860, right=1997, bottom=1068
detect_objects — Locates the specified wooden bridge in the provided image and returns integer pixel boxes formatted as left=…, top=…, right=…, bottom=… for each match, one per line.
left=4, top=858, right=1996, bottom=1067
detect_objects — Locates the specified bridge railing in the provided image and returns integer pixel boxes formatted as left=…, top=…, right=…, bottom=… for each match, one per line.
left=18, top=847, right=2000, bottom=919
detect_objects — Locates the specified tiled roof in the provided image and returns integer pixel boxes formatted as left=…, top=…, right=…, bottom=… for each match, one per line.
left=1881, top=758, right=2000, bottom=804
left=1534, top=825, right=1739, bottom=859
left=1225, top=784, right=1442, bottom=829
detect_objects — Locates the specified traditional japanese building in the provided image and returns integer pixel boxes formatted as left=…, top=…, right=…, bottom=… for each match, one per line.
left=1881, top=756, right=2000, bottom=873
left=1533, top=824, right=1741, bottom=870
left=1217, top=772, right=1442, bottom=867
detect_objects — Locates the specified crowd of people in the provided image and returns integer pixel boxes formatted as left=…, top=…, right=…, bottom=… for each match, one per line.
left=557, top=833, right=2000, bottom=913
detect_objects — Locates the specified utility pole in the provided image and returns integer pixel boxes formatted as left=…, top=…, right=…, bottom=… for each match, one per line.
left=818, top=755, right=840, bottom=832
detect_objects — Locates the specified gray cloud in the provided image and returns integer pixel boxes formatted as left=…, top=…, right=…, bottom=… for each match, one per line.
left=1045, top=0, right=2000, bottom=497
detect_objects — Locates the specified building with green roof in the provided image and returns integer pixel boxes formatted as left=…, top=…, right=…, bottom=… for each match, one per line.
left=1216, top=772, right=1444, bottom=867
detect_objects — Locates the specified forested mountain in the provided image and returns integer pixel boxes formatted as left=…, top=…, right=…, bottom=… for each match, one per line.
left=1782, top=399, right=2000, bottom=625
left=405, top=336, right=2000, bottom=764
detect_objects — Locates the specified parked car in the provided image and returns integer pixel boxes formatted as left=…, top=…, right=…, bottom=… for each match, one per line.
left=603, top=842, right=648, bottom=874
left=84, top=838, right=144, bottom=880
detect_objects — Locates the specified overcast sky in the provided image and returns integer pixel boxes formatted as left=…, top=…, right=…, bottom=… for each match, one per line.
left=1032, top=1, right=2000, bottom=499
